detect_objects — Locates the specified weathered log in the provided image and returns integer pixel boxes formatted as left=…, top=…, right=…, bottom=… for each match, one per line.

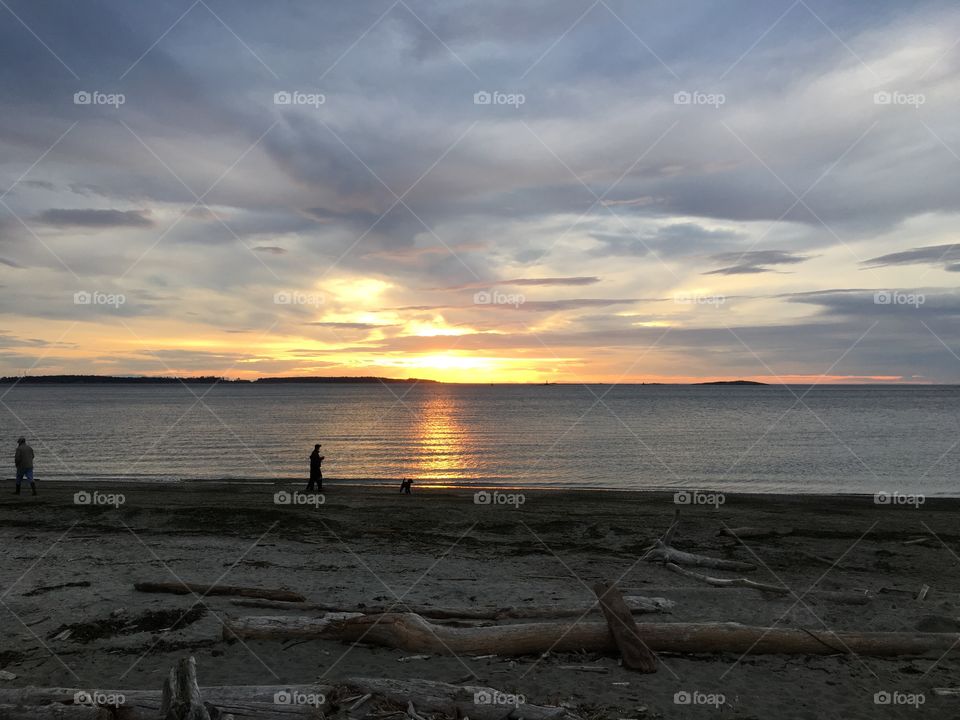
left=340, top=678, right=578, bottom=720
left=665, top=562, right=790, bottom=594
left=646, top=510, right=756, bottom=571
left=228, top=595, right=674, bottom=618
left=161, top=657, right=210, bottom=720
left=223, top=612, right=960, bottom=657
left=619, top=586, right=872, bottom=605
left=0, top=706, right=110, bottom=719
left=647, top=542, right=756, bottom=571
left=593, top=583, right=657, bottom=672
left=135, top=582, right=305, bottom=603
left=0, top=679, right=576, bottom=720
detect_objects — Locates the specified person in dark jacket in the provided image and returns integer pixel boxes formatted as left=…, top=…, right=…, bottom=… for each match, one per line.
left=14, top=437, right=36, bottom=496
left=307, top=444, right=323, bottom=492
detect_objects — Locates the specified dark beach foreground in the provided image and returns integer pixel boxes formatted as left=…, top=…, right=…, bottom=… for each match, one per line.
left=1, top=482, right=959, bottom=718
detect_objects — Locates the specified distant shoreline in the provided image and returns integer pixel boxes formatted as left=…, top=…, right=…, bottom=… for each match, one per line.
left=0, top=375, right=952, bottom=386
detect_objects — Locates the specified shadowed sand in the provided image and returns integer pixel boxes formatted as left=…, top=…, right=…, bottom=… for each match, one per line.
left=1, top=483, right=958, bottom=718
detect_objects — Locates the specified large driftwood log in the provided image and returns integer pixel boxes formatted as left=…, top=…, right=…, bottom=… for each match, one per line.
left=223, top=612, right=960, bottom=657
left=0, top=706, right=110, bottom=719
left=135, top=582, right=305, bottom=603
left=593, top=583, right=657, bottom=672
left=0, top=679, right=577, bottom=720
left=228, top=596, right=674, bottom=618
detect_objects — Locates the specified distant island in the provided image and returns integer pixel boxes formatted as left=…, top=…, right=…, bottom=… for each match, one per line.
left=695, top=380, right=768, bottom=385
left=0, top=375, right=436, bottom=385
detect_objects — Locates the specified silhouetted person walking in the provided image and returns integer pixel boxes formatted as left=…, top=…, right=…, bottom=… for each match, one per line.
left=15, top=437, right=36, bottom=496
left=307, top=443, right=323, bottom=492
left=400, top=478, right=413, bottom=494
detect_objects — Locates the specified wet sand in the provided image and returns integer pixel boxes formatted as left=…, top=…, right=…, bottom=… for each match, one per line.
left=1, top=482, right=959, bottom=718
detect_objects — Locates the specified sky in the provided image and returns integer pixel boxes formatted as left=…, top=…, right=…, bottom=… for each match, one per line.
left=1, top=0, right=959, bottom=383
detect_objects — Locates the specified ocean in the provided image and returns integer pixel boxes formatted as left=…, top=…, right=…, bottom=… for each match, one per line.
left=1, top=382, right=957, bottom=495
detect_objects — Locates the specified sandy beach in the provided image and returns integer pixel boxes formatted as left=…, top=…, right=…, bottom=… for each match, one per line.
left=1, top=482, right=958, bottom=719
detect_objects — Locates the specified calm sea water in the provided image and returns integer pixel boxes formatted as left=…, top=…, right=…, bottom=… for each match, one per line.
left=1, top=383, right=958, bottom=495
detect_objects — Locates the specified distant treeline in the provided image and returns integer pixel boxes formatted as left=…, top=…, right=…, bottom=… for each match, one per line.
left=0, top=375, right=437, bottom=385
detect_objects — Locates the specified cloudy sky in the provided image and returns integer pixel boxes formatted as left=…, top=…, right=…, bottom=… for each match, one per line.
left=1, top=0, right=959, bottom=382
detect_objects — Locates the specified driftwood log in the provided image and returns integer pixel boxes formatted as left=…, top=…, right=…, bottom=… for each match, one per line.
left=228, top=596, right=674, bottom=618
left=592, top=583, right=657, bottom=672
left=645, top=511, right=756, bottom=571
left=223, top=612, right=960, bottom=657
left=0, top=707, right=110, bottom=719
left=0, top=659, right=579, bottom=720
left=135, top=582, right=305, bottom=603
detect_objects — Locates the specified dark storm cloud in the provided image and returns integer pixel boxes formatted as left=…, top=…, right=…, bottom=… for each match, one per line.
left=862, top=244, right=960, bottom=272
left=704, top=250, right=811, bottom=275
left=36, top=208, right=154, bottom=228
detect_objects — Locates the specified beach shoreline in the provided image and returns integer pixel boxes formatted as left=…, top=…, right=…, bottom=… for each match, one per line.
left=1, top=483, right=957, bottom=718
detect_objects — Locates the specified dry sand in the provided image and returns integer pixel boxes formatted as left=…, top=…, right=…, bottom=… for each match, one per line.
left=1, top=482, right=959, bottom=718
